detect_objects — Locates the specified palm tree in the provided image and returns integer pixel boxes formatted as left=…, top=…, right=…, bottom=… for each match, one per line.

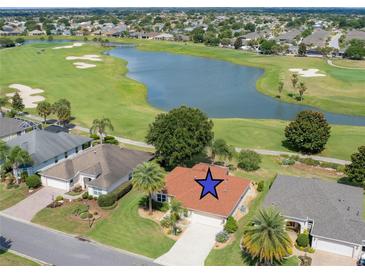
left=90, top=118, right=114, bottom=144
left=36, top=101, right=53, bottom=124
left=241, top=207, right=292, bottom=265
left=131, top=162, right=165, bottom=215
left=291, top=74, right=298, bottom=89
left=7, top=146, right=32, bottom=184
left=298, top=82, right=307, bottom=101
left=169, top=198, right=184, bottom=235
left=211, top=139, right=234, bottom=165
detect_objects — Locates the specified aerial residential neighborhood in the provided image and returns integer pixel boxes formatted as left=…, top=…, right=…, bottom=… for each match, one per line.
left=0, top=4, right=364, bottom=271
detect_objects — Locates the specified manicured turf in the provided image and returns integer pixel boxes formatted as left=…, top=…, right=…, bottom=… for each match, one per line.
left=0, top=183, right=29, bottom=211
left=1, top=41, right=364, bottom=160
left=0, top=250, right=39, bottom=266
left=332, top=59, right=365, bottom=69
left=87, top=189, right=175, bottom=259
left=32, top=202, right=91, bottom=235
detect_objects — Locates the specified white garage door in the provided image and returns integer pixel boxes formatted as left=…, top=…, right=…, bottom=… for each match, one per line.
left=315, top=238, right=354, bottom=257
left=191, top=212, right=223, bottom=227
left=42, top=177, right=70, bottom=191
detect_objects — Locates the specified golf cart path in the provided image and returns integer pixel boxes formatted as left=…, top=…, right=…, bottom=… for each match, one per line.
left=20, top=112, right=350, bottom=165
left=327, top=59, right=365, bottom=70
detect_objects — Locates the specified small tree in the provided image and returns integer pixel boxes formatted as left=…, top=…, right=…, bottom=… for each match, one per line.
left=284, top=111, right=331, bottom=154
left=7, top=146, right=32, bottom=184
left=278, top=81, right=284, bottom=97
left=234, top=37, right=242, bottom=49
left=11, top=92, right=24, bottom=112
left=224, top=216, right=238, bottom=233
left=169, top=198, right=184, bottom=235
left=298, top=43, right=307, bottom=56
left=345, top=146, right=365, bottom=186
left=211, top=139, right=233, bottom=165
left=131, top=162, right=165, bottom=215
left=298, top=82, right=307, bottom=101
left=36, top=101, right=52, bottom=124
left=291, top=74, right=298, bottom=89
left=90, top=118, right=114, bottom=144
left=53, top=99, right=71, bottom=125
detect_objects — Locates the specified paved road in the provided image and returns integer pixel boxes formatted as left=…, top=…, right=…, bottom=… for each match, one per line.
left=0, top=214, right=157, bottom=266
left=16, top=110, right=350, bottom=164
left=328, top=32, right=341, bottom=50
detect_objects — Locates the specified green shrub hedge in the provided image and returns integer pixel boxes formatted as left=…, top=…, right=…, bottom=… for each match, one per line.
left=237, top=150, right=261, bottom=171
left=98, top=193, right=117, bottom=207
left=216, top=231, right=229, bottom=243
left=224, top=216, right=238, bottom=233
left=257, top=181, right=265, bottom=192
left=25, top=175, right=41, bottom=189
left=296, top=232, right=310, bottom=247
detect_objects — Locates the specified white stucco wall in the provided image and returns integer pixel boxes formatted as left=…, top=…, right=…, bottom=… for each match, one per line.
left=41, top=176, right=71, bottom=191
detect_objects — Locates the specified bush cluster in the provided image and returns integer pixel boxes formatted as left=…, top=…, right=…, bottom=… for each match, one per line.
left=298, top=158, right=320, bottom=166
left=281, top=158, right=295, bottom=166
left=215, top=231, right=229, bottom=243
left=25, top=175, right=41, bottom=189
left=256, top=181, right=265, bottom=192
left=82, top=192, right=89, bottom=199
left=97, top=193, right=117, bottom=207
left=55, top=195, right=63, bottom=202
left=104, top=136, right=119, bottom=145
left=237, top=150, right=261, bottom=171
left=224, top=216, right=238, bottom=233
left=296, top=232, right=310, bottom=247
left=72, top=204, right=89, bottom=216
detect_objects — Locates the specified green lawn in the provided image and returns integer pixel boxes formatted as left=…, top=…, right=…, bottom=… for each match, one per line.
left=87, top=189, right=174, bottom=259
left=0, top=183, right=29, bottom=211
left=0, top=250, right=39, bottom=266
left=32, top=201, right=91, bottom=235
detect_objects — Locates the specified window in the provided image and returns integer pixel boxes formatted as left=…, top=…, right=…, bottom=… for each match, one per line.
left=157, top=193, right=167, bottom=202
left=93, top=188, right=103, bottom=196
left=75, top=147, right=79, bottom=153
left=64, top=151, right=68, bottom=158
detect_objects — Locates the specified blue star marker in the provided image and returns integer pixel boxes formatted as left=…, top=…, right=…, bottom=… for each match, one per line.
left=195, top=168, right=224, bottom=200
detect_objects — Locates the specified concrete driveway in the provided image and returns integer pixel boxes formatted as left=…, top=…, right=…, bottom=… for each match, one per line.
left=2, top=186, right=66, bottom=221
left=155, top=213, right=222, bottom=266
left=310, top=250, right=357, bottom=266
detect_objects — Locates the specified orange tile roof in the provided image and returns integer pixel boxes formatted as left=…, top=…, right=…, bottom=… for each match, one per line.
left=165, top=163, right=251, bottom=218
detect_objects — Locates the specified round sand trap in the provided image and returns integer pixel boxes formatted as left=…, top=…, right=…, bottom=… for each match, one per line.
left=289, top=68, right=326, bottom=77
left=73, top=62, right=97, bottom=69
left=6, top=84, right=45, bottom=108
left=66, top=54, right=102, bottom=61
left=53, top=42, right=84, bottom=50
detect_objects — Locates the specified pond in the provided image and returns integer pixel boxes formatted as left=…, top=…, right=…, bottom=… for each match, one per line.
left=108, top=46, right=365, bottom=126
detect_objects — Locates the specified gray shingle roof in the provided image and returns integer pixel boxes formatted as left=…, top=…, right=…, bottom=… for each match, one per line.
left=0, top=117, right=32, bottom=139
left=346, top=29, right=365, bottom=42
left=277, top=29, right=301, bottom=42
left=41, top=144, right=153, bottom=190
left=7, top=130, right=92, bottom=166
left=302, top=29, right=330, bottom=47
left=263, top=175, right=365, bottom=245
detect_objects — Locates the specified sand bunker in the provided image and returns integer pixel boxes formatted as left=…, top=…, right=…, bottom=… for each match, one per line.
left=53, top=42, right=84, bottom=49
left=73, top=62, right=97, bottom=69
left=6, top=84, right=45, bottom=108
left=66, top=54, right=102, bottom=62
left=289, top=68, right=326, bottom=77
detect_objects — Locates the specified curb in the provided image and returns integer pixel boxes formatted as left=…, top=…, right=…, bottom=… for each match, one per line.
left=0, top=246, right=49, bottom=266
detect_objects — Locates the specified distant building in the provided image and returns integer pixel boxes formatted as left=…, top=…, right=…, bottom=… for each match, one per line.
left=28, top=30, right=46, bottom=36
left=302, top=29, right=330, bottom=48
left=277, top=29, right=301, bottom=44
left=346, top=29, right=365, bottom=42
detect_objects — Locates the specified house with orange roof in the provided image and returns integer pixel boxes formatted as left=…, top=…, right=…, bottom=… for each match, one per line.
left=153, top=163, right=252, bottom=223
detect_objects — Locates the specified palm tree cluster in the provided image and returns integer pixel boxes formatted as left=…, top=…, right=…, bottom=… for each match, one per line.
left=36, top=98, right=71, bottom=125
left=241, top=207, right=292, bottom=265
left=0, top=141, right=32, bottom=184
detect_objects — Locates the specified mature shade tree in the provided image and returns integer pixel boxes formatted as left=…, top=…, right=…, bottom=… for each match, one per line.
left=345, top=146, right=365, bottom=186
left=146, top=106, right=214, bottom=169
left=234, top=37, right=243, bottom=49
left=298, top=82, right=307, bottom=101
left=7, top=146, right=32, bottom=184
left=90, top=118, right=114, bottom=144
left=298, top=43, right=307, bottom=56
left=291, top=73, right=298, bottom=89
left=211, top=139, right=233, bottom=164
left=344, top=39, right=365, bottom=60
left=36, top=101, right=52, bottom=123
left=284, top=110, right=331, bottom=154
left=241, top=207, right=292, bottom=265
left=11, top=92, right=24, bottom=113
left=259, top=39, right=277, bottom=55
left=191, top=27, right=205, bottom=43
left=131, top=162, right=165, bottom=214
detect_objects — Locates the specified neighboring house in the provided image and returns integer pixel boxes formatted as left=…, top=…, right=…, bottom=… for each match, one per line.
left=28, top=30, right=46, bottom=36
left=154, top=163, right=252, bottom=224
left=40, top=144, right=153, bottom=196
left=302, top=29, right=330, bottom=48
left=345, top=29, right=365, bottom=42
left=277, top=29, right=301, bottom=44
left=0, top=117, right=34, bottom=141
left=263, top=175, right=365, bottom=259
left=153, top=33, right=174, bottom=41
left=6, top=130, right=92, bottom=175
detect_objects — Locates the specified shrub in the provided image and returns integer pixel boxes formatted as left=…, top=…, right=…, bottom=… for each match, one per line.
left=88, top=195, right=93, bottom=200
left=90, top=134, right=99, bottom=140
left=55, top=195, right=63, bottom=202
left=20, top=171, right=28, bottom=182
left=112, top=183, right=132, bottom=200
left=298, top=158, right=320, bottom=166
left=98, top=193, right=117, bottom=207
left=227, top=164, right=236, bottom=171
left=299, top=255, right=312, bottom=266
left=160, top=202, right=170, bottom=212
left=82, top=192, right=89, bottom=199
left=281, top=158, right=295, bottom=165
left=80, top=212, right=93, bottom=219
left=104, top=135, right=119, bottom=145
left=160, top=216, right=172, bottom=228
left=257, top=181, right=264, bottom=192
left=319, top=162, right=340, bottom=169
left=72, top=204, right=89, bottom=216
left=72, top=185, right=83, bottom=193
left=296, top=232, right=310, bottom=247
left=25, top=175, right=41, bottom=189
left=345, top=146, right=365, bottom=185
left=237, top=150, right=261, bottom=171
left=224, top=216, right=238, bottom=233
left=216, top=231, right=229, bottom=243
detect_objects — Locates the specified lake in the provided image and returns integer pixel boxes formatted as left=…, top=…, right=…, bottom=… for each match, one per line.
left=108, top=46, right=365, bottom=126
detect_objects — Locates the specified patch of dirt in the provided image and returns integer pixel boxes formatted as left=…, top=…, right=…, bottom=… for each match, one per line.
left=138, top=207, right=166, bottom=223
left=214, top=234, right=236, bottom=249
